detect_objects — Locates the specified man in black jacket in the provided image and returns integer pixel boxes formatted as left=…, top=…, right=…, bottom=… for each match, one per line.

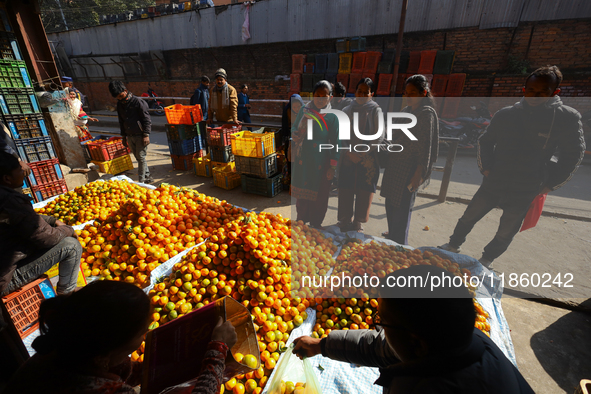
left=294, top=265, right=535, bottom=394
left=190, top=75, right=210, bottom=152
left=109, top=81, right=153, bottom=184
left=439, top=66, right=585, bottom=267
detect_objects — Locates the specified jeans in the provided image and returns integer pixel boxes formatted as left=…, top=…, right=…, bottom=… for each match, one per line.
left=2, top=237, right=82, bottom=296
left=385, top=188, right=417, bottom=245
left=127, top=135, right=151, bottom=183
left=239, top=112, right=252, bottom=131
left=449, top=186, right=537, bottom=261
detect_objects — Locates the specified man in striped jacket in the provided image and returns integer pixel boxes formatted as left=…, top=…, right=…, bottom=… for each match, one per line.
left=439, top=65, right=585, bottom=267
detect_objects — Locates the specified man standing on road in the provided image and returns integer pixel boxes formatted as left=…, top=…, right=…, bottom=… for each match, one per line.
left=207, top=69, right=239, bottom=126
left=439, top=66, right=585, bottom=267
left=108, top=81, right=154, bottom=184
left=190, top=75, right=211, bottom=152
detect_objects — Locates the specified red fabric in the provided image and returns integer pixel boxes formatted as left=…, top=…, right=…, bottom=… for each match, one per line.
left=520, top=193, right=547, bottom=232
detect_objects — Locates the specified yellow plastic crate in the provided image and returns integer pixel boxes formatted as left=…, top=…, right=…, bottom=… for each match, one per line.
left=193, top=154, right=212, bottom=177
left=230, top=131, right=276, bottom=158
left=338, top=52, right=353, bottom=74
left=213, top=164, right=241, bottom=190
left=211, top=160, right=235, bottom=171
left=92, top=154, right=134, bottom=175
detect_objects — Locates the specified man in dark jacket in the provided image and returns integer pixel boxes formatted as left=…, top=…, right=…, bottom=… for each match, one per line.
left=109, top=81, right=153, bottom=184
left=440, top=66, right=585, bottom=267
left=190, top=76, right=211, bottom=152
left=294, top=265, right=535, bottom=394
left=0, top=152, right=81, bottom=297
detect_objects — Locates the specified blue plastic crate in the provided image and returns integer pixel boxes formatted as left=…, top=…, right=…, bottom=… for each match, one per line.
left=15, top=136, right=56, bottom=163
left=5, top=113, right=49, bottom=139
left=235, top=153, right=277, bottom=178
left=168, top=136, right=202, bottom=156
left=315, top=53, right=328, bottom=74
left=210, top=145, right=234, bottom=163
left=327, top=53, right=339, bottom=74
left=241, top=173, right=283, bottom=197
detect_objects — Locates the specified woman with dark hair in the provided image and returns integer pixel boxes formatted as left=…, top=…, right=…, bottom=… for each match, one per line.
left=4, top=281, right=237, bottom=394
left=381, top=74, right=439, bottom=244
left=337, top=78, right=384, bottom=232
left=281, top=94, right=305, bottom=154
left=290, top=81, right=339, bottom=228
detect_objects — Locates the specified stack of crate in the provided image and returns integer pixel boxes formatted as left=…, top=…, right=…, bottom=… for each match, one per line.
left=88, top=136, right=133, bottom=175
left=0, top=32, right=67, bottom=202
left=164, top=104, right=205, bottom=170
left=207, top=124, right=241, bottom=189
left=231, top=130, right=282, bottom=197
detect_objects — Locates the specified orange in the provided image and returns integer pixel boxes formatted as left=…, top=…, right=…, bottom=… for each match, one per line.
left=242, top=354, right=258, bottom=369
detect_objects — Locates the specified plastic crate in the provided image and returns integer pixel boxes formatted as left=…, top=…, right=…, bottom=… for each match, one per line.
left=32, top=179, right=68, bottom=202
left=302, top=74, right=314, bottom=92
left=22, top=187, right=34, bottom=203
left=433, top=50, right=455, bottom=75
left=327, top=53, right=339, bottom=74
left=230, top=131, right=276, bottom=158
left=377, top=61, right=393, bottom=74
left=361, top=72, right=376, bottom=83
left=235, top=153, right=278, bottom=178
left=210, top=145, right=234, bottom=163
left=418, top=50, right=438, bottom=74
left=290, top=73, right=302, bottom=92
left=0, top=87, right=40, bottom=115
left=0, top=32, right=23, bottom=61
left=349, top=37, right=366, bottom=52
left=27, top=158, right=64, bottom=186
left=303, top=63, right=314, bottom=74
left=336, top=39, right=349, bottom=53
left=399, top=51, right=410, bottom=73
left=207, top=124, right=241, bottom=147
left=168, top=136, right=202, bottom=156
left=241, top=173, right=283, bottom=197
left=431, top=75, right=449, bottom=96
left=292, top=54, right=306, bottom=74
left=165, top=123, right=200, bottom=140
left=211, top=160, right=234, bottom=171
left=312, top=74, right=324, bottom=89
left=441, top=98, right=461, bottom=119
left=377, top=74, right=393, bottom=96
left=15, top=136, right=56, bottom=163
left=164, top=104, right=203, bottom=124
left=395, top=73, right=408, bottom=95
left=352, top=52, right=367, bottom=74
left=382, top=49, right=396, bottom=63
left=324, top=74, right=336, bottom=84
left=338, top=53, right=353, bottom=74
left=171, top=153, right=200, bottom=171
left=87, top=137, right=130, bottom=161
left=348, top=73, right=363, bottom=94
left=213, top=164, right=241, bottom=190
left=315, top=53, right=327, bottom=74
left=364, top=51, right=382, bottom=74
left=193, top=155, right=213, bottom=177
left=92, top=154, right=134, bottom=175
left=4, top=113, right=49, bottom=139
left=445, top=73, right=467, bottom=97
left=336, top=74, right=350, bottom=88
left=0, top=60, right=32, bottom=88
left=407, top=51, right=421, bottom=74
left=1, top=276, right=55, bottom=339
left=307, top=54, right=316, bottom=64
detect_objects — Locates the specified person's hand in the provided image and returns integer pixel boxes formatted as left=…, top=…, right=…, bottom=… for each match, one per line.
left=293, top=336, right=322, bottom=359
left=211, top=317, right=237, bottom=349
left=122, top=137, right=128, bottom=147
left=483, top=170, right=490, bottom=177
left=20, top=160, right=31, bottom=177
left=246, top=104, right=251, bottom=109
left=143, top=136, right=150, bottom=146
left=409, top=171, right=421, bottom=192
left=89, top=117, right=99, bottom=122
left=327, top=167, right=335, bottom=180
left=55, top=220, right=67, bottom=227
left=539, top=187, right=552, bottom=195
left=234, top=119, right=241, bottom=125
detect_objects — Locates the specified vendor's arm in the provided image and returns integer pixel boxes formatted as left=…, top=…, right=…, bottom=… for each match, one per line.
left=544, top=112, right=585, bottom=191
left=229, top=87, right=239, bottom=123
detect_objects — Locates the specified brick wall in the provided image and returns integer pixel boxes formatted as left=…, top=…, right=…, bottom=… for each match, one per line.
left=76, top=18, right=591, bottom=119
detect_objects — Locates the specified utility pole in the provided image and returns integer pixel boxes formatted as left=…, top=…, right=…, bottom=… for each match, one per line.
left=55, top=0, right=68, bottom=31
left=389, top=0, right=408, bottom=101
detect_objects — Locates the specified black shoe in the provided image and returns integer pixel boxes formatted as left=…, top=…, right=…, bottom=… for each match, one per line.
left=143, top=177, right=155, bottom=185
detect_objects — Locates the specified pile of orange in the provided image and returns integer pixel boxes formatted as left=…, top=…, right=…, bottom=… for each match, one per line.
left=77, top=184, right=245, bottom=285
left=311, top=297, right=379, bottom=338
left=35, top=180, right=148, bottom=225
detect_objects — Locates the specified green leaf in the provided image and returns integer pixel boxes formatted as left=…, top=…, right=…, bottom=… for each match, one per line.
left=317, top=364, right=325, bottom=371
left=279, top=346, right=288, bottom=353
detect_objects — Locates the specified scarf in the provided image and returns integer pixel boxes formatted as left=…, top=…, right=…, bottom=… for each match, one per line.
left=343, top=99, right=381, bottom=146
left=292, top=101, right=332, bottom=160
left=211, top=83, right=230, bottom=111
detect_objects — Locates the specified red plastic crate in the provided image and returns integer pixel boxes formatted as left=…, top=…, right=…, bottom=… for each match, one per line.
left=418, top=50, right=438, bottom=74
left=363, top=51, right=382, bottom=74
left=441, top=98, right=461, bottom=118
left=348, top=73, right=363, bottom=94
left=303, top=63, right=314, bottom=74
left=352, top=52, right=367, bottom=74
left=336, top=74, right=350, bottom=88
left=361, top=72, right=376, bottom=83
left=207, top=124, right=242, bottom=147
left=431, top=75, right=449, bottom=97
left=377, top=74, right=393, bottom=96
left=31, top=179, right=68, bottom=202
left=395, top=73, right=408, bottom=95
left=424, top=74, right=433, bottom=87
left=86, top=137, right=131, bottom=161
left=1, top=276, right=55, bottom=339
left=445, top=73, right=467, bottom=97
left=164, top=104, right=203, bottom=124
left=171, top=152, right=204, bottom=171
left=28, top=158, right=63, bottom=186
left=407, top=51, right=421, bottom=74
left=292, top=54, right=306, bottom=74
left=290, top=74, right=302, bottom=92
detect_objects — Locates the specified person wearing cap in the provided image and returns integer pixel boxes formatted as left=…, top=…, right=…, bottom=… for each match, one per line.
left=61, top=77, right=82, bottom=102
left=207, top=69, right=239, bottom=125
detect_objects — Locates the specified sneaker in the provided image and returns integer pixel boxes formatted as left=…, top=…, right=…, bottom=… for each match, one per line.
left=438, top=243, right=461, bottom=253
left=479, top=257, right=494, bottom=268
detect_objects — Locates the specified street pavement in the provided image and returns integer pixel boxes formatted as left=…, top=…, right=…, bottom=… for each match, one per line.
left=87, top=118, right=591, bottom=394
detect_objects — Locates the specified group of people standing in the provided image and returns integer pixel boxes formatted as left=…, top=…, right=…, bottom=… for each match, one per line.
left=289, top=65, right=585, bottom=267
